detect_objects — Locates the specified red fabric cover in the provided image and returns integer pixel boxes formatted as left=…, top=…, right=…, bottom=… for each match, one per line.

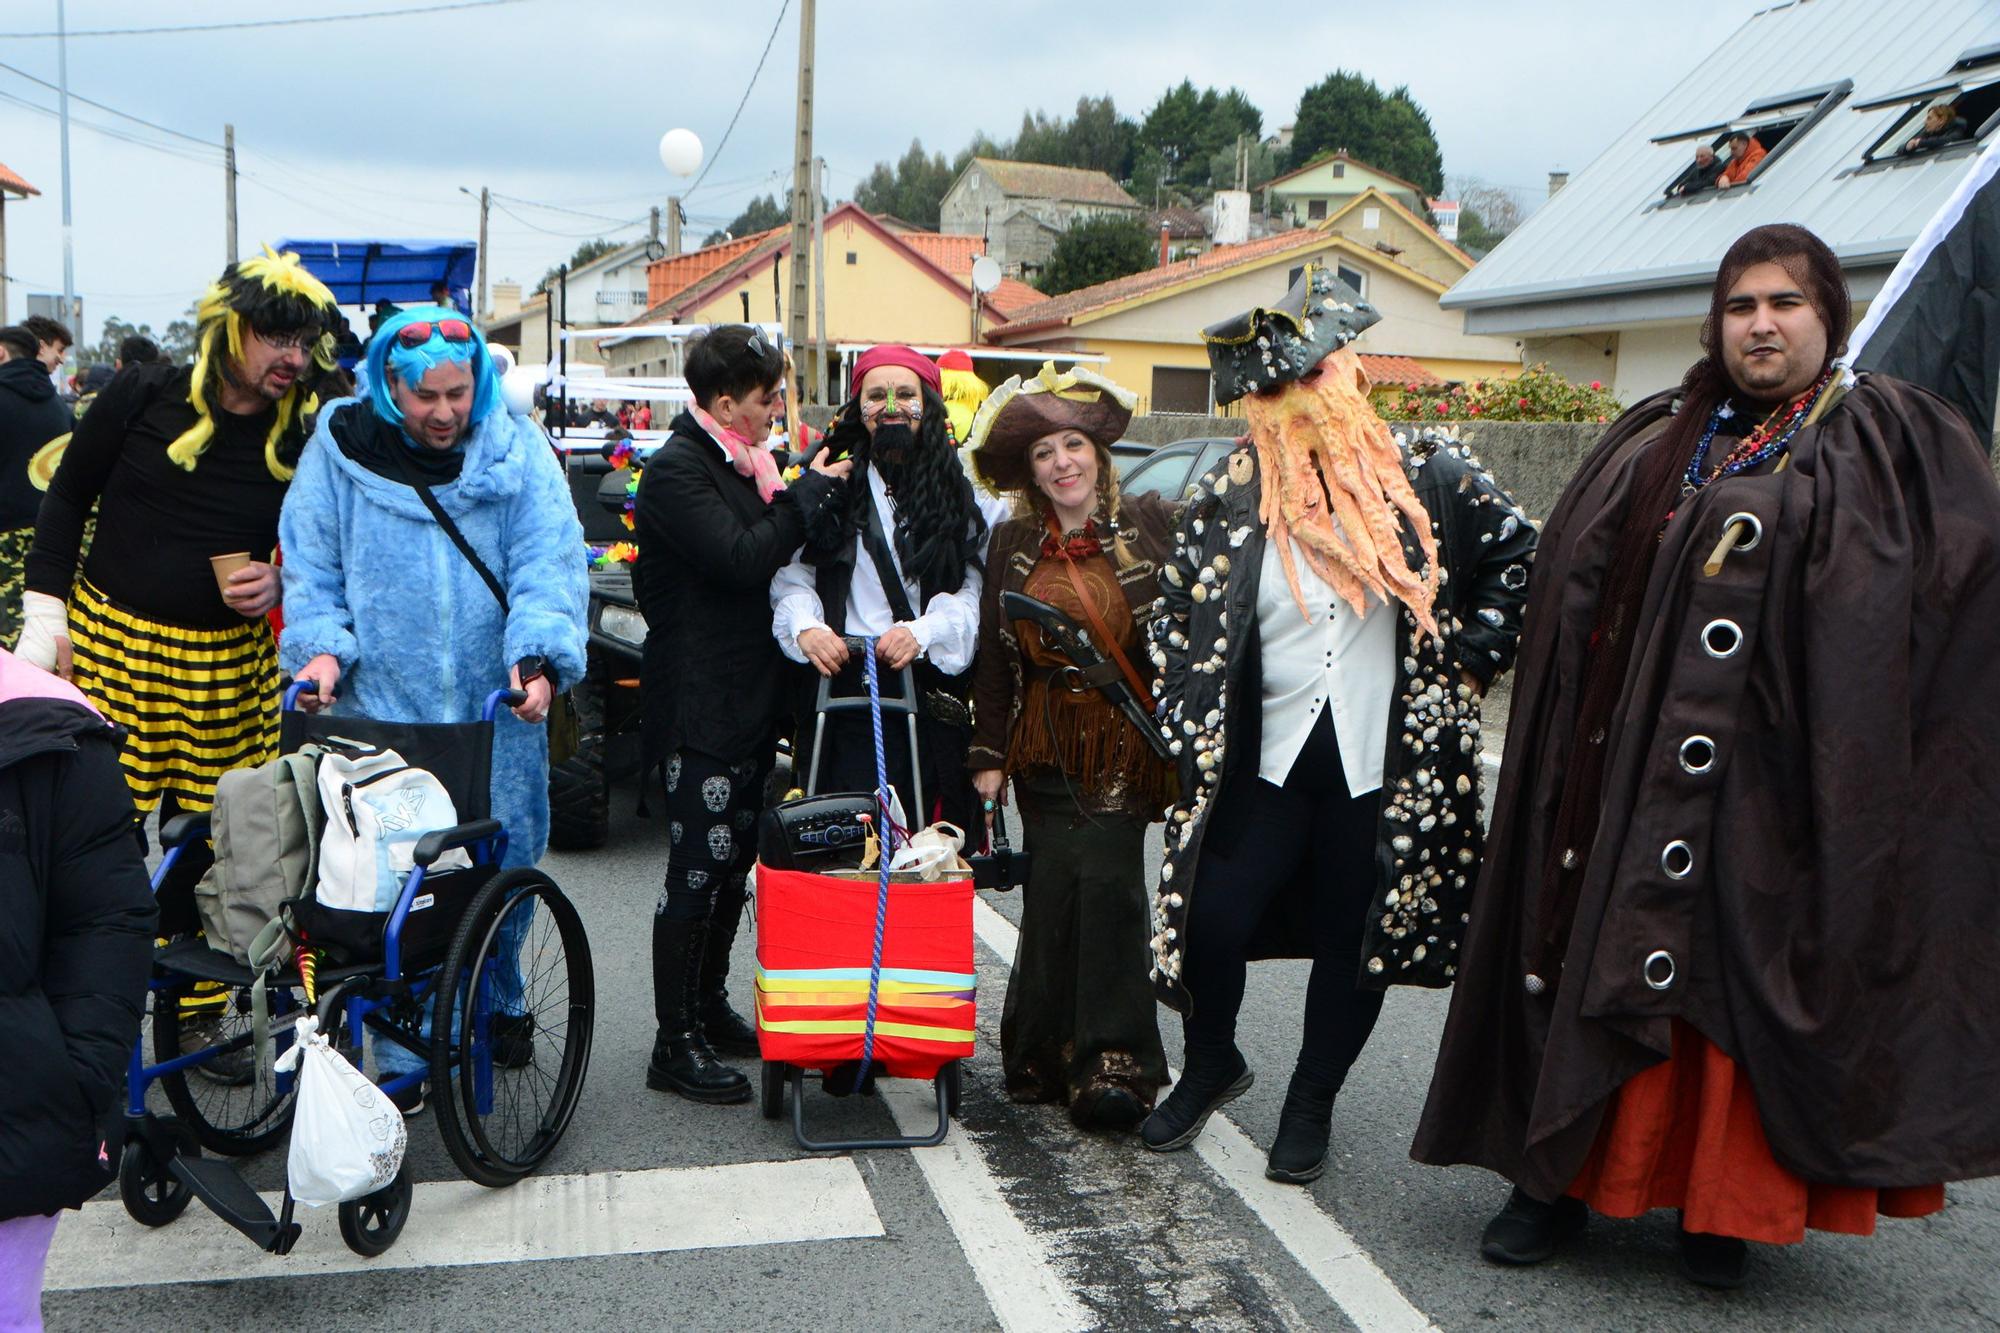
left=754, top=863, right=975, bottom=1079
left=1569, top=1019, right=1945, bottom=1244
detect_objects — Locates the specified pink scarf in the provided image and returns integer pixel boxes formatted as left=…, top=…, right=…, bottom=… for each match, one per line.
left=691, top=405, right=785, bottom=503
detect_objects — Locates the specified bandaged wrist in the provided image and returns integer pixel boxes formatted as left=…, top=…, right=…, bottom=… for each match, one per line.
left=15, top=590, right=70, bottom=672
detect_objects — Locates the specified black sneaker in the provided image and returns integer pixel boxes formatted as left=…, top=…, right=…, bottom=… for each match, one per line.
left=1140, top=1053, right=1253, bottom=1152
left=1480, top=1186, right=1587, bottom=1264
left=1678, top=1225, right=1749, bottom=1289
left=387, top=1079, right=427, bottom=1117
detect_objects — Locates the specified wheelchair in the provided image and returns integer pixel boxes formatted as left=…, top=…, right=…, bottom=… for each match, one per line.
left=118, top=683, right=595, bottom=1257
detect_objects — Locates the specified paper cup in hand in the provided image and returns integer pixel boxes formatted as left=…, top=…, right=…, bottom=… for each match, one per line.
left=210, top=552, right=252, bottom=597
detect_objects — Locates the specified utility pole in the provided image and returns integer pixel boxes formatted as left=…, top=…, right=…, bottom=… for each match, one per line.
left=665, top=197, right=682, bottom=257
left=475, top=186, right=489, bottom=318
left=224, top=125, right=239, bottom=267
left=787, top=0, right=815, bottom=406
left=811, top=156, right=826, bottom=405
left=56, top=0, right=75, bottom=346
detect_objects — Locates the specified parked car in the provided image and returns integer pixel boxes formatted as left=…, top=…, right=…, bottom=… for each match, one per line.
left=1116, top=437, right=1240, bottom=501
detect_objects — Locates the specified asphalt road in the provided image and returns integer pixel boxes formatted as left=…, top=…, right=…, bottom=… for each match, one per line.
left=42, top=733, right=2000, bottom=1330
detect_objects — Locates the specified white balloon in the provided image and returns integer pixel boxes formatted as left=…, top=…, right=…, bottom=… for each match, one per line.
left=658, top=128, right=704, bottom=177
left=488, top=344, right=515, bottom=378
left=500, top=366, right=537, bottom=417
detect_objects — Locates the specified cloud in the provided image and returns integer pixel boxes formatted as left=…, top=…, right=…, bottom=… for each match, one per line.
left=0, top=0, right=1754, bottom=335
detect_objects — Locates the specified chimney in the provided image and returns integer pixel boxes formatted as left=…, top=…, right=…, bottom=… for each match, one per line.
left=1159, top=222, right=1172, bottom=266
left=1548, top=170, right=1570, bottom=198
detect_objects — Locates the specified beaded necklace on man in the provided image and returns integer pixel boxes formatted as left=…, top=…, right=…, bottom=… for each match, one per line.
left=1682, top=365, right=1838, bottom=497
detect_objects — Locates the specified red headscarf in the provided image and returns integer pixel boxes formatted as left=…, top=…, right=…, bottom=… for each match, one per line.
left=850, top=344, right=941, bottom=396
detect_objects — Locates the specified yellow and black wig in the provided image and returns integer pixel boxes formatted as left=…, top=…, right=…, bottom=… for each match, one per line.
left=168, top=246, right=342, bottom=480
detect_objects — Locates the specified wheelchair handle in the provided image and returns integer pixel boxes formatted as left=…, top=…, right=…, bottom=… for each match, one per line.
left=485, top=688, right=530, bottom=721
left=283, top=679, right=313, bottom=711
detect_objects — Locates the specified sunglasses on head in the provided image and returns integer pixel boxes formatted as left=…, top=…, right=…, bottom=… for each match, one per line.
left=396, top=319, right=473, bottom=348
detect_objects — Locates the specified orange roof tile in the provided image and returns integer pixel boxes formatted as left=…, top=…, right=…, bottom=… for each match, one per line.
left=1357, top=354, right=1443, bottom=389
left=893, top=229, right=1047, bottom=319
left=0, top=161, right=39, bottom=198
left=646, top=227, right=785, bottom=307
left=989, top=229, right=1334, bottom=337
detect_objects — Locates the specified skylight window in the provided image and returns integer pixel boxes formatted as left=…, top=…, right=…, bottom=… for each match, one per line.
left=1852, top=43, right=2000, bottom=166
left=1649, top=80, right=1852, bottom=206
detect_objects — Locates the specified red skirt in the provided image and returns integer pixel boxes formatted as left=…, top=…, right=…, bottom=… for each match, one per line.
left=1568, top=1020, right=1944, bottom=1244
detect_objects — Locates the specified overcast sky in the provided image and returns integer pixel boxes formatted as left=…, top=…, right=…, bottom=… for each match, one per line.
left=0, top=0, right=1760, bottom=337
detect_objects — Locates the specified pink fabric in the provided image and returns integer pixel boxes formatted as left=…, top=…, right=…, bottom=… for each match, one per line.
left=0, top=1213, right=58, bottom=1332
left=690, top=405, right=785, bottom=504
left=851, top=344, right=941, bottom=396
left=0, top=649, right=98, bottom=716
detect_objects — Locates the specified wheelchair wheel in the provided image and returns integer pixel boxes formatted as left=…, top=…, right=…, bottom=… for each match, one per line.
left=760, top=1061, right=785, bottom=1120
left=941, top=1060, right=962, bottom=1119
left=431, top=868, right=594, bottom=1188
left=119, top=1117, right=198, bottom=1227
left=338, top=1166, right=414, bottom=1257
left=151, top=981, right=303, bottom=1156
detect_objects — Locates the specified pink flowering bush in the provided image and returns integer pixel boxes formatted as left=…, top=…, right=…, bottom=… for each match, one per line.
left=1373, top=364, right=1622, bottom=424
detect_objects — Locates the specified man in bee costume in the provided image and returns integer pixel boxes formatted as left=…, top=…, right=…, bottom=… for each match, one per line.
left=18, top=248, right=342, bottom=933
left=1141, top=264, right=1537, bottom=1183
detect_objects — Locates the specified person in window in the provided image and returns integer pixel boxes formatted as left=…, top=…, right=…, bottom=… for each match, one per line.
left=1901, top=102, right=1971, bottom=155
left=964, top=363, right=1175, bottom=1133
left=632, top=325, right=850, bottom=1104
left=771, top=345, right=1008, bottom=836
left=1665, top=144, right=1725, bottom=198
left=1715, top=131, right=1766, bottom=189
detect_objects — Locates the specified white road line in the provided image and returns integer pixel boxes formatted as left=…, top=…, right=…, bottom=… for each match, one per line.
left=46, top=1158, right=882, bottom=1291
left=971, top=897, right=1440, bottom=1333
left=881, top=1082, right=1094, bottom=1333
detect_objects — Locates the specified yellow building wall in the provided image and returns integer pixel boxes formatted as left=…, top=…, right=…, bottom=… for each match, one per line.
left=678, top=216, right=978, bottom=348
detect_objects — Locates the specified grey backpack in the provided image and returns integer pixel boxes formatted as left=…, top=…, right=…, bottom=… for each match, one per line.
left=194, top=748, right=323, bottom=966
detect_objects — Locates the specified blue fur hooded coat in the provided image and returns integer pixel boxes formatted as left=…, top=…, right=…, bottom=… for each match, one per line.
left=277, top=400, right=587, bottom=866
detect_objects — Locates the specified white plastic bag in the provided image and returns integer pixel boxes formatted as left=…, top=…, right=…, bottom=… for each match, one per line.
left=273, top=1016, right=407, bottom=1206
left=890, top=822, right=970, bottom=881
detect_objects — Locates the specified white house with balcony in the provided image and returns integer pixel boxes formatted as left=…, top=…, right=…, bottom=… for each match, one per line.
left=481, top=238, right=660, bottom=363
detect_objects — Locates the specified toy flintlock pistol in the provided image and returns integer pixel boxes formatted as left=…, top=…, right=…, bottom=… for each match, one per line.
left=999, top=590, right=1174, bottom=761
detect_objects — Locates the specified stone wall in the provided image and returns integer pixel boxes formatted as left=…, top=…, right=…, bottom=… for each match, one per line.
left=1113, top=414, right=1604, bottom=521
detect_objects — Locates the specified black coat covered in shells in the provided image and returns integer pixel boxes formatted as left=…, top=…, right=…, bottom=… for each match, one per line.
left=1146, top=431, right=1537, bottom=1010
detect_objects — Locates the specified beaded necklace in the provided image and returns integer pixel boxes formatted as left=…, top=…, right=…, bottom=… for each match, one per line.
left=1681, top=366, right=1836, bottom=499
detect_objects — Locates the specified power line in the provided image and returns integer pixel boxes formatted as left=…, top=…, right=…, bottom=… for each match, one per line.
left=488, top=191, right=644, bottom=227
left=684, top=0, right=789, bottom=201
left=0, top=0, right=527, bottom=39
left=0, top=57, right=222, bottom=148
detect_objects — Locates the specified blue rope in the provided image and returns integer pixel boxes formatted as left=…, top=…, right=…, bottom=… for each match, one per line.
left=855, top=637, right=894, bottom=1088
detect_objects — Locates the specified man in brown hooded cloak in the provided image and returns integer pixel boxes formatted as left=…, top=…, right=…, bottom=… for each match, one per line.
left=1412, top=223, right=2000, bottom=1288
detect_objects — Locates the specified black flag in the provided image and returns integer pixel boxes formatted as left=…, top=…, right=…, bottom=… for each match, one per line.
left=1850, top=140, right=2000, bottom=447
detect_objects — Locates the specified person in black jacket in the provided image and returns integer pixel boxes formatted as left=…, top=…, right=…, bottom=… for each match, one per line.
left=1900, top=101, right=1971, bottom=155
left=0, top=647, right=156, bottom=1328
left=0, top=327, right=73, bottom=651
left=632, top=325, right=849, bottom=1103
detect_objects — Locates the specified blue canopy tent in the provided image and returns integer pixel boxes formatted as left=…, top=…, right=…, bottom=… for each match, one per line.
left=275, top=237, right=477, bottom=315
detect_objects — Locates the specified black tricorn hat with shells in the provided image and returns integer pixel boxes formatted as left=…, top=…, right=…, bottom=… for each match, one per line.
left=1200, top=261, right=1379, bottom=405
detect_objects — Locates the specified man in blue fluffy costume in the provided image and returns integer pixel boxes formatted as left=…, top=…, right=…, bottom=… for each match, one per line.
left=279, top=306, right=587, bottom=1110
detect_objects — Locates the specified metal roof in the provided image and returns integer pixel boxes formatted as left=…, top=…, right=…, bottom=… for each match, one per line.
left=1444, top=0, right=2000, bottom=330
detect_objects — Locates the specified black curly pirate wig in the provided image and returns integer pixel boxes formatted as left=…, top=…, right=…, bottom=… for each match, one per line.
left=807, top=384, right=987, bottom=595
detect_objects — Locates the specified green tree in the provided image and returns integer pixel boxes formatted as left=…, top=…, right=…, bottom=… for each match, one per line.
left=535, top=237, right=623, bottom=294
left=1011, top=109, right=1069, bottom=166
left=1290, top=71, right=1445, bottom=195
left=1137, top=80, right=1209, bottom=183
left=1035, top=215, right=1155, bottom=296
left=853, top=139, right=956, bottom=228
left=160, top=307, right=199, bottom=364
left=77, top=315, right=153, bottom=367
left=1064, top=95, right=1137, bottom=178
left=702, top=194, right=789, bottom=247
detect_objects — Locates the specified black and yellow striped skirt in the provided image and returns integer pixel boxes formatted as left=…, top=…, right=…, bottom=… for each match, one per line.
left=67, top=577, right=280, bottom=814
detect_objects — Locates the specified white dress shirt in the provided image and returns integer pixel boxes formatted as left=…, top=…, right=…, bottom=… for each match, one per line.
left=1255, top=532, right=1396, bottom=796
left=770, top=466, right=1010, bottom=676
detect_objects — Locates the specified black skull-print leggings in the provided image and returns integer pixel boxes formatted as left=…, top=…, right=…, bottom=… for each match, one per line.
left=657, top=747, right=770, bottom=922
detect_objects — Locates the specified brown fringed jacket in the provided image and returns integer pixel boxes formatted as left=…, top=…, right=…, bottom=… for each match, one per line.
left=968, top=491, right=1179, bottom=817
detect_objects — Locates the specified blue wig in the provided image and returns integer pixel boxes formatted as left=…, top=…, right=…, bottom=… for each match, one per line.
left=366, top=304, right=501, bottom=430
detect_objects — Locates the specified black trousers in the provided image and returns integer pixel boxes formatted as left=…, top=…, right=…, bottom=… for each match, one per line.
left=656, top=747, right=769, bottom=923
left=1182, top=706, right=1386, bottom=1092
